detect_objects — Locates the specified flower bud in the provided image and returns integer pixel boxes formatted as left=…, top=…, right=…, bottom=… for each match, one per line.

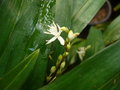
left=68, top=30, right=74, bottom=40
left=60, top=61, right=66, bottom=69
left=56, top=69, right=62, bottom=75
left=61, top=27, right=69, bottom=33
left=46, top=76, right=52, bottom=82
left=66, top=43, right=71, bottom=51
left=63, top=52, right=69, bottom=57
left=50, top=66, right=56, bottom=73
left=68, top=30, right=79, bottom=41
left=56, top=55, right=63, bottom=66
left=58, top=54, right=63, bottom=60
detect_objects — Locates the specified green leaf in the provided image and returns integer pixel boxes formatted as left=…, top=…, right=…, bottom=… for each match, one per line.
left=22, top=28, right=51, bottom=90
left=20, top=0, right=55, bottom=89
left=0, top=0, right=54, bottom=89
left=0, top=0, right=23, bottom=55
left=0, top=49, right=39, bottom=90
left=55, top=0, right=106, bottom=32
left=100, top=72, right=120, bottom=90
left=40, top=40, right=120, bottom=90
left=0, top=0, right=41, bottom=76
left=85, top=27, right=105, bottom=59
left=20, top=1, right=55, bottom=89
left=103, top=16, right=120, bottom=45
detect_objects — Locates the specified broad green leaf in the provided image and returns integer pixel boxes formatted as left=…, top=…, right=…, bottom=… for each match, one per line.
left=21, top=1, right=55, bottom=89
left=85, top=27, right=105, bottom=59
left=55, top=0, right=106, bottom=32
left=22, top=28, right=51, bottom=90
left=0, top=0, right=54, bottom=89
left=100, top=72, right=120, bottom=90
left=0, top=0, right=23, bottom=56
left=72, top=0, right=106, bottom=32
left=55, top=0, right=72, bottom=28
left=0, top=0, right=41, bottom=76
left=103, top=16, right=120, bottom=45
left=40, top=40, right=120, bottom=90
left=0, top=49, right=39, bottom=90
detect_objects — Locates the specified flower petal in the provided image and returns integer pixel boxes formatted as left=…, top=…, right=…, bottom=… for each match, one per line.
left=56, top=24, right=62, bottom=34
left=48, top=24, right=58, bottom=35
left=46, top=37, right=57, bottom=44
left=49, top=28, right=58, bottom=35
left=53, top=22, right=57, bottom=27
left=56, top=24, right=61, bottom=30
left=52, top=22, right=58, bottom=32
left=58, top=36, right=65, bottom=45
left=44, top=31, right=51, bottom=34
left=68, top=30, right=74, bottom=40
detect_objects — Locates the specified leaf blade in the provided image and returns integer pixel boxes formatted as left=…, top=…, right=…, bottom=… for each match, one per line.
left=40, top=40, right=120, bottom=90
left=55, top=0, right=106, bottom=32
left=0, top=49, right=39, bottom=90
left=103, top=16, right=120, bottom=45
left=85, top=27, right=105, bottom=59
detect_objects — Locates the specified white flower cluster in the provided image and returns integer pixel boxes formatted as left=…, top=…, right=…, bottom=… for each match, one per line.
left=44, top=22, right=79, bottom=45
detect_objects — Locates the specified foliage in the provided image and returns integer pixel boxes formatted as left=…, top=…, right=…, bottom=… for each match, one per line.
left=0, top=0, right=120, bottom=90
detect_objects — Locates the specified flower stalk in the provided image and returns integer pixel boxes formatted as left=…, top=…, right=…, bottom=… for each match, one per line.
left=46, top=38, right=71, bottom=83
left=45, top=22, right=80, bottom=83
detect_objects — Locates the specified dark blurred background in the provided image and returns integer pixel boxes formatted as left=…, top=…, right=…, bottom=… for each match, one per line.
left=109, top=0, right=120, bottom=19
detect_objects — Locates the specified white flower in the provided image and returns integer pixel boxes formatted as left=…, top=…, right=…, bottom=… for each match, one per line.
left=77, top=45, right=91, bottom=61
left=44, top=22, right=65, bottom=45
left=77, top=47, right=86, bottom=61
